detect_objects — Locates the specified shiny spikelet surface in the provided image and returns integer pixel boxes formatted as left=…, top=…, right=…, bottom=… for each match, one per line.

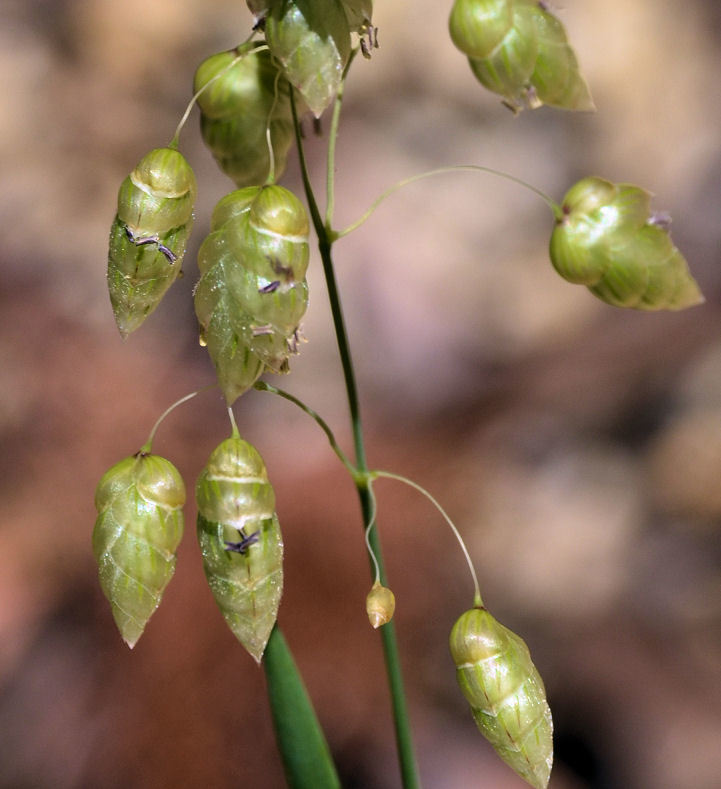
left=93, top=453, right=186, bottom=648
left=264, top=0, right=352, bottom=117
left=193, top=43, right=294, bottom=187
left=196, top=437, right=283, bottom=663
left=550, top=176, right=703, bottom=310
left=194, top=185, right=310, bottom=404
left=108, top=147, right=196, bottom=337
left=450, top=607, right=553, bottom=789
left=451, top=0, right=593, bottom=112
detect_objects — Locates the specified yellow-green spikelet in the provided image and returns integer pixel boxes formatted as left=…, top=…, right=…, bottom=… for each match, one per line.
left=108, top=147, right=196, bottom=337
left=93, top=452, right=186, bottom=648
left=450, top=607, right=553, bottom=789
left=550, top=176, right=704, bottom=310
left=196, top=436, right=283, bottom=663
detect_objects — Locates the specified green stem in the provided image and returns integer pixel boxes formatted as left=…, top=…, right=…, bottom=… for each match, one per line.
left=325, top=49, right=357, bottom=230
left=291, top=90, right=421, bottom=789
left=335, top=165, right=563, bottom=238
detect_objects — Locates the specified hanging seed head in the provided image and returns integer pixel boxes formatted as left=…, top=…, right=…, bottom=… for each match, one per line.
left=450, top=607, right=553, bottom=789
left=193, top=44, right=294, bottom=187
left=196, top=436, right=283, bottom=663
left=550, top=176, right=704, bottom=310
left=452, top=0, right=593, bottom=112
left=264, top=0, right=352, bottom=117
left=365, top=582, right=395, bottom=628
left=108, top=147, right=197, bottom=337
left=93, top=452, right=186, bottom=648
left=194, top=185, right=310, bottom=404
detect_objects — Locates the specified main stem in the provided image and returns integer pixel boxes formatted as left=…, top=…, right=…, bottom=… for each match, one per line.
left=292, top=92, right=421, bottom=789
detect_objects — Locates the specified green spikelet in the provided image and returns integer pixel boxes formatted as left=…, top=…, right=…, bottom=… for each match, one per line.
left=450, top=607, right=553, bottom=789
left=450, top=0, right=593, bottom=112
left=550, top=176, right=704, bottom=310
left=341, top=0, right=373, bottom=33
left=194, top=185, right=310, bottom=404
left=196, top=436, right=283, bottom=663
left=93, top=452, right=186, bottom=648
left=193, top=43, right=294, bottom=188
left=528, top=3, right=594, bottom=111
left=449, top=0, right=514, bottom=59
left=264, top=0, right=352, bottom=117
left=108, top=147, right=197, bottom=337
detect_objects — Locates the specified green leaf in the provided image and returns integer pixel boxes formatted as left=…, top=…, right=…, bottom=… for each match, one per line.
left=264, top=626, right=341, bottom=789
left=196, top=437, right=284, bottom=662
left=108, top=148, right=196, bottom=337
left=265, top=0, right=352, bottom=117
left=93, top=453, right=186, bottom=648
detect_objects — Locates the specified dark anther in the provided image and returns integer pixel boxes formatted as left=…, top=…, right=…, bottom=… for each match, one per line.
left=313, top=117, right=323, bottom=137
left=124, top=225, right=177, bottom=264
left=157, top=243, right=178, bottom=263
left=225, top=530, right=260, bottom=554
left=259, top=280, right=281, bottom=294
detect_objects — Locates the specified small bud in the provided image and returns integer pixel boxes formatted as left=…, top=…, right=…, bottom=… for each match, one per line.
left=365, top=582, right=395, bottom=628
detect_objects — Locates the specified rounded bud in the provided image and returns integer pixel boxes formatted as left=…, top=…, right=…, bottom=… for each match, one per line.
left=93, top=452, right=186, bottom=648
left=196, top=436, right=283, bottom=662
left=550, top=176, right=703, bottom=310
left=365, top=583, right=395, bottom=628
left=450, top=607, right=553, bottom=789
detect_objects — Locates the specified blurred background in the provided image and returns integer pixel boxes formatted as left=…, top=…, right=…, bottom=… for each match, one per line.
left=1, top=0, right=720, bottom=787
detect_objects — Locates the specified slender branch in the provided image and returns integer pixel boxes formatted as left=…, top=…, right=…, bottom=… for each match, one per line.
left=291, top=86, right=421, bottom=789
left=335, top=165, right=563, bottom=238
left=141, top=388, right=210, bottom=452
left=325, top=49, right=358, bottom=230
left=371, top=470, right=483, bottom=608
left=253, top=381, right=355, bottom=475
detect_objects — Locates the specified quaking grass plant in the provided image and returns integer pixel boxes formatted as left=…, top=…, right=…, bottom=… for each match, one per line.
left=94, top=2, right=703, bottom=787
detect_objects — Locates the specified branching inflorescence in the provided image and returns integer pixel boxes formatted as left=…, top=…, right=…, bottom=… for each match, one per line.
left=94, top=3, right=703, bottom=787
